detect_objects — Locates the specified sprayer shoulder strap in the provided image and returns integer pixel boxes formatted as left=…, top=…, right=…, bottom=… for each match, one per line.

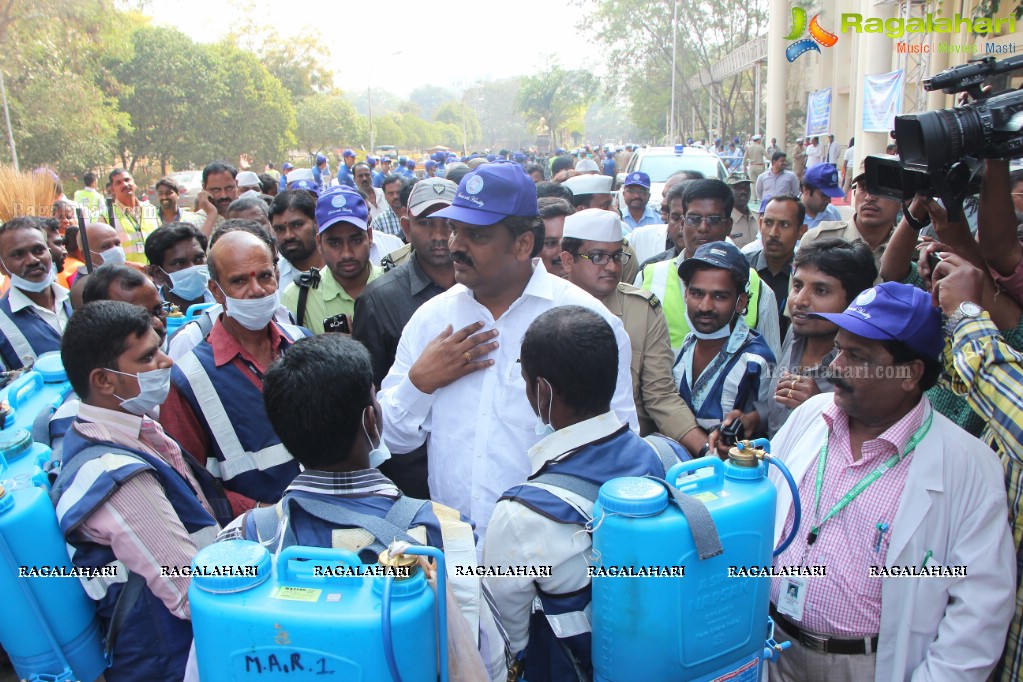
left=105, top=571, right=146, bottom=662
left=531, top=473, right=600, bottom=503
left=643, top=433, right=683, bottom=474
left=643, top=475, right=724, bottom=560
left=287, top=495, right=423, bottom=548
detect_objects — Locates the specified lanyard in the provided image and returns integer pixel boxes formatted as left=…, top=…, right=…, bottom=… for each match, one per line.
left=806, top=409, right=932, bottom=546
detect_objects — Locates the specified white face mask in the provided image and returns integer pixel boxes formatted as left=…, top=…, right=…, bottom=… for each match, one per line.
left=218, top=284, right=279, bottom=331
left=685, top=295, right=743, bottom=341
left=164, top=264, right=210, bottom=302
left=362, top=406, right=391, bottom=468
left=533, top=377, right=555, bottom=437
left=93, top=245, right=126, bottom=267
left=0, top=255, right=56, bottom=293
left=109, top=367, right=172, bottom=417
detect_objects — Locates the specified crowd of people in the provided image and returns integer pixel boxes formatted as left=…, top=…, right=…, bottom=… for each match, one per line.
left=0, top=143, right=1021, bottom=682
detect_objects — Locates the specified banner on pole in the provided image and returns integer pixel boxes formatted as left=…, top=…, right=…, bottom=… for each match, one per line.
left=805, top=88, right=832, bottom=139
left=862, top=70, right=905, bottom=133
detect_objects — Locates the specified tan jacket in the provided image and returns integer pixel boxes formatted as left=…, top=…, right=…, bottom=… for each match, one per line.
left=799, top=219, right=892, bottom=284
left=603, top=283, right=698, bottom=441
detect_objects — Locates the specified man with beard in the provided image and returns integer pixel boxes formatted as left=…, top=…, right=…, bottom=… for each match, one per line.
left=799, top=163, right=901, bottom=281
left=537, top=196, right=573, bottom=279
left=745, top=195, right=807, bottom=343
left=767, top=239, right=875, bottom=437
left=0, top=217, right=71, bottom=368
left=269, top=190, right=324, bottom=290
left=675, top=241, right=776, bottom=447
left=280, top=186, right=382, bottom=334
left=199, top=161, right=239, bottom=231
left=561, top=209, right=707, bottom=454
left=372, top=174, right=405, bottom=237
left=638, top=179, right=781, bottom=356
left=378, top=162, right=637, bottom=545
left=726, top=172, right=758, bottom=248
left=107, top=168, right=163, bottom=264
left=620, top=171, right=660, bottom=232
left=353, top=177, right=458, bottom=498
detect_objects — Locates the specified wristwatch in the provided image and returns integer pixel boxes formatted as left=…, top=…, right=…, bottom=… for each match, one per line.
left=944, top=301, right=982, bottom=336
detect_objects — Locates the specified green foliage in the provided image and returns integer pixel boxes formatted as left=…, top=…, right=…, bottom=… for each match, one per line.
left=296, top=93, right=367, bottom=155
left=434, top=101, right=481, bottom=147
left=516, top=60, right=598, bottom=148
left=374, top=113, right=406, bottom=149
left=229, top=20, right=333, bottom=100
left=464, top=78, right=532, bottom=151
left=408, top=86, right=455, bottom=120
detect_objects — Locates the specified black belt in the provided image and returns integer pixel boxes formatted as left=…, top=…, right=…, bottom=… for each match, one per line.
left=769, top=604, right=878, bottom=655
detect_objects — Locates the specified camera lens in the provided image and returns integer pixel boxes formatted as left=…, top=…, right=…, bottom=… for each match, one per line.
left=896, top=107, right=986, bottom=173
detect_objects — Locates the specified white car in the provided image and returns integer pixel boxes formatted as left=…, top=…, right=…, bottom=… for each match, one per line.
left=615, top=146, right=729, bottom=208
left=165, top=170, right=203, bottom=207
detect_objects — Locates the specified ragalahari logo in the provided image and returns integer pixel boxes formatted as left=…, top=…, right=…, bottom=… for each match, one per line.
left=785, top=8, right=839, bottom=62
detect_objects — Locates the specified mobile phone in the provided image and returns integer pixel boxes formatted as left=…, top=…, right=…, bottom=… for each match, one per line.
left=323, top=313, right=350, bottom=334
left=927, top=251, right=942, bottom=273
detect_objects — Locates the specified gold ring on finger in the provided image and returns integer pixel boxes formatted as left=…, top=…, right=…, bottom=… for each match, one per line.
left=464, top=351, right=472, bottom=362
left=787, top=388, right=792, bottom=398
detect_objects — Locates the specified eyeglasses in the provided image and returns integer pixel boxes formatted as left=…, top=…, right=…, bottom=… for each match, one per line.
left=577, top=251, right=631, bottom=265
left=684, top=215, right=726, bottom=227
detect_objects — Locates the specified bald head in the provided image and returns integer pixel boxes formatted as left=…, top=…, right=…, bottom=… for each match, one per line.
left=82, top=222, right=120, bottom=267
left=207, top=229, right=276, bottom=287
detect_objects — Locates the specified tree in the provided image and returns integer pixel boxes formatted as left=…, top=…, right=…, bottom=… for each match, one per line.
left=516, top=60, right=599, bottom=149
left=114, top=25, right=217, bottom=175
left=408, top=85, right=455, bottom=120
left=464, top=78, right=532, bottom=151
left=584, top=0, right=769, bottom=142
left=435, top=101, right=481, bottom=149
left=374, top=113, right=406, bottom=150
left=0, top=0, right=131, bottom=174
left=295, top=93, right=366, bottom=155
left=229, top=20, right=333, bottom=100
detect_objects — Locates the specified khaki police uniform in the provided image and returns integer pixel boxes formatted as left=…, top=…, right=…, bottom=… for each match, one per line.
left=798, top=220, right=892, bottom=284
left=603, top=282, right=699, bottom=442
left=744, top=142, right=767, bottom=180
left=729, top=208, right=759, bottom=249
left=381, top=243, right=413, bottom=271
left=620, top=241, right=639, bottom=285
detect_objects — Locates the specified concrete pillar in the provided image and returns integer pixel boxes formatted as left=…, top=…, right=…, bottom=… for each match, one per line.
left=765, top=0, right=788, bottom=145
left=852, top=0, right=897, bottom=173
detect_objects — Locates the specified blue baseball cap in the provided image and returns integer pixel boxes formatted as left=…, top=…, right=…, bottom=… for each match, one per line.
left=282, top=162, right=293, bottom=171
left=316, top=186, right=368, bottom=233
left=809, top=282, right=944, bottom=359
left=381, top=156, right=392, bottom=163
left=803, top=163, right=845, bottom=198
left=434, top=163, right=539, bottom=226
left=623, top=171, right=651, bottom=189
left=678, top=241, right=749, bottom=288
left=513, top=152, right=527, bottom=162
left=289, top=179, right=319, bottom=195
left=316, top=153, right=327, bottom=164
left=367, top=156, right=377, bottom=166
left=425, top=160, right=437, bottom=169
left=342, top=149, right=356, bottom=158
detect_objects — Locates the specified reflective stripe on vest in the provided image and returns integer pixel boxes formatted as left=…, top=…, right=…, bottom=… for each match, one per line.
left=432, top=501, right=482, bottom=645
left=176, top=353, right=294, bottom=481
left=0, top=307, right=35, bottom=361
left=642, top=260, right=762, bottom=350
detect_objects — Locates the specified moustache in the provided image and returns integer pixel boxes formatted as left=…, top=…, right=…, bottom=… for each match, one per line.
left=832, top=377, right=853, bottom=393
left=451, top=252, right=474, bottom=267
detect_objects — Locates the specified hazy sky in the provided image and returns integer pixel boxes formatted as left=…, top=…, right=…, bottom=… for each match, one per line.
left=144, top=0, right=607, bottom=97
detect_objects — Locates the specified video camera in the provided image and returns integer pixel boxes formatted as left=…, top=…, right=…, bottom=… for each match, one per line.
left=864, top=55, right=1023, bottom=221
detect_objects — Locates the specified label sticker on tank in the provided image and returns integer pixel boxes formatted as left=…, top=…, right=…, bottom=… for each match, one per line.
left=709, top=654, right=759, bottom=681
left=691, top=492, right=718, bottom=503
left=326, top=593, right=341, bottom=603
left=271, top=586, right=321, bottom=602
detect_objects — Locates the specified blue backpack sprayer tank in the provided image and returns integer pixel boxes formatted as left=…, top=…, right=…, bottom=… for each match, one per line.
left=590, top=438, right=802, bottom=681
left=190, top=539, right=450, bottom=681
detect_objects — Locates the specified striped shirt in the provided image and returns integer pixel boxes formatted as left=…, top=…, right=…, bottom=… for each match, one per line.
left=73, top=403, right=218, bottom=619
left=770, top=398, right=927, bottom=637
left=371, top=206, right=403, bottom=236
left=947, top=313, right=1023, bottom=682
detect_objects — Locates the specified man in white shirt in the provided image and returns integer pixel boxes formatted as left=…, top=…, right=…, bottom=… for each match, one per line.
left=0, top=216, right=72, bottom=369
left=379, top=163, right=637, bottom=543
left=354, top=161, right=387, bottom=224
left=805, top=137, right=822, bottom=169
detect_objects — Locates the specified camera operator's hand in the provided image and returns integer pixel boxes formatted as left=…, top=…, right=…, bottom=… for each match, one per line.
left=931, top=253, right=987, bottom=316
left=920, top=197, right=986, bottom=268
left=917, top=238, right=950, bottom=289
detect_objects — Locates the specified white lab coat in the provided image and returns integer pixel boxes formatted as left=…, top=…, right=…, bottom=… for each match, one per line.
left=768, top=393, right=1015, bottom=682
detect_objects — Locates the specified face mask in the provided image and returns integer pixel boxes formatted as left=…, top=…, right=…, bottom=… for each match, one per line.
left=685, top=295, right=743, bottom=341
left=362, top=406, right=391, bottom=468
left=0, top=256, right=56, bottom=293
left=165, top=264, right=210, bottom=301
left=533, top=377, right=555, bottom=437
left=93, top=245, right=126, bottom=267
left=218, top=285, right=279, bottom=331
left=109, top=367, right=172, bottom=417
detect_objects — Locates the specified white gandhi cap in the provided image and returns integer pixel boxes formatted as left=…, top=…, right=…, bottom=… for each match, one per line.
left=563, top=208, right=626, bottom=242
left=563, top=174, right=613, bottom=196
